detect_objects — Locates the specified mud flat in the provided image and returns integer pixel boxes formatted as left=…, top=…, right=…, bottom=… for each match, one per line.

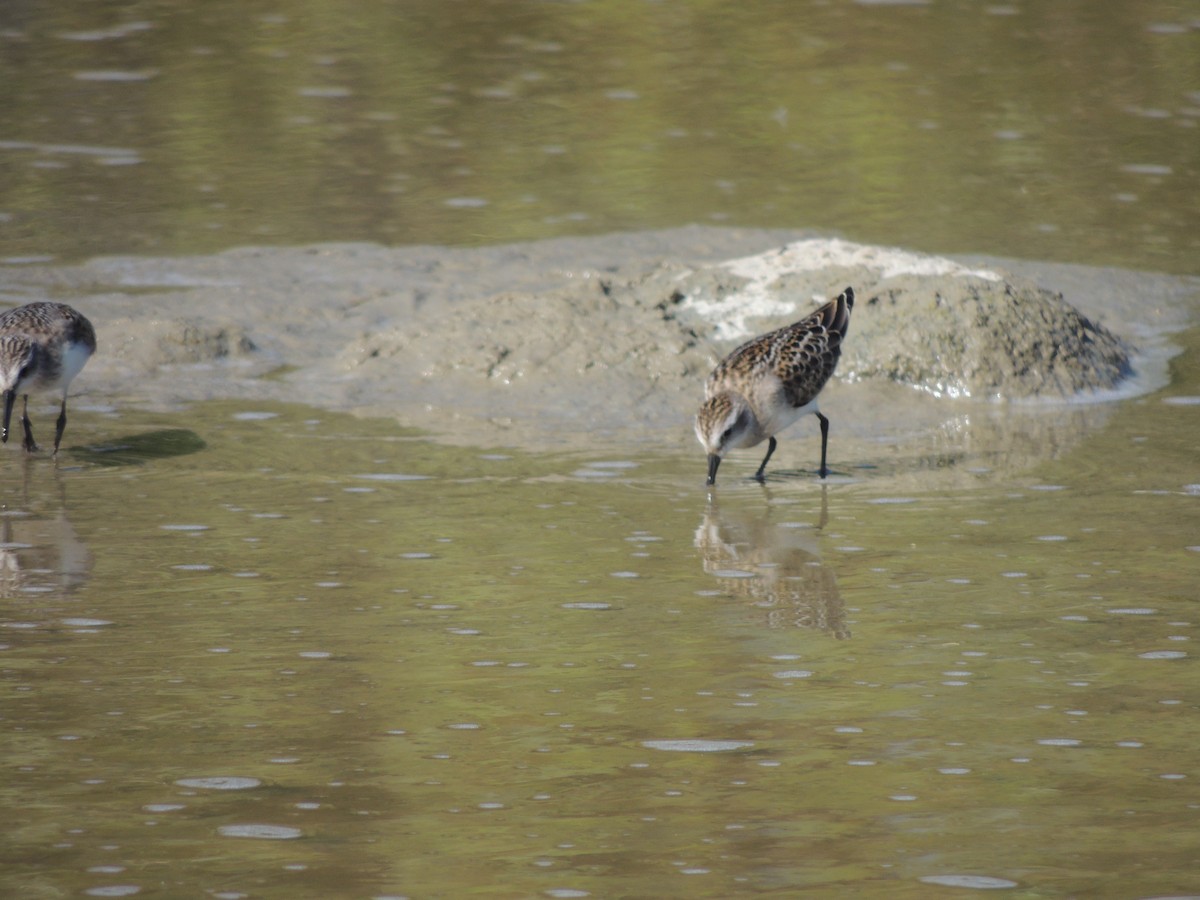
left=3, top=227, right=1197, bottom=476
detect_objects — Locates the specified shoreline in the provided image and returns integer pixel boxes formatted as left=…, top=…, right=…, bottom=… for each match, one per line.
left=4, top=228, right=1198, bottom=473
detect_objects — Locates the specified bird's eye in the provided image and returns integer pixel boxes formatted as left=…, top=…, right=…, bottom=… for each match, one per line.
left=720, top=428, right=733, bottom=442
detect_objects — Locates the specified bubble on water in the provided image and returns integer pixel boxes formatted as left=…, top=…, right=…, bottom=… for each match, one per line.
left=1037, top=738, right=1082, bottom=747
left=919, top=874, right=1018, bottom=889
left=1108, top=607, right=1157, bottom=615
left=868, top=497, right=917, bottom=504
left=642, top=739, right=755, bottom=753
left=773, top=670, right=814, bottom=679
left=1140, top=650, right=1187, bottom=659
left=175, top=776, right=261, bottom=790
left=85, top=887, right=141, bottom=897
left=218, top=823, right=302, bottom=839
left=298, top=86, right=352, bottom=99
left=63, top=618, right=113, bottom=627
left=712, top=568, right=755, bottom=578
left=1120, top=164, right=1173, bottom=175
left=938, top=767, right=971, bottom=775
left=610, top=571, right=639, bottom=578
left=444, top=196, right=489, bottom=208
left=1037, top=535, right=1068, bottom=542
left=75, top=69, right=156, bottom=82
left=1148, top=19, right=1191, bottom=34
left=401, top=552, right=434, bottom=559
left=1163, top=395, right=1200, bottom=406
left=353, top=473, right=432, bottom=482
left=173, top=564, right=213, bottom=571
left=160, top=524, right=208, bottom=531
left=298, top=651, right=332, bottom=659
left=561, top=602, right=613, bottom=610
left=544, top=890, right=591, bottom=899
left=571, top=468, right=618, bottom=479
left=142, top=804, right=184, bottom=813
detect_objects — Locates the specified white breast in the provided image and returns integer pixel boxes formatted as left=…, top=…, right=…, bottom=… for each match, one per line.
left=751, top=371, right=819, bottom=438
left=57, top=340, right=94, bottom=391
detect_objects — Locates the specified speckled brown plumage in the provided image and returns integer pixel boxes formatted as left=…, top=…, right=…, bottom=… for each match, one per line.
left=0, top=302, right=96, bottom=454
left=695, top=287, right=854, bottom=484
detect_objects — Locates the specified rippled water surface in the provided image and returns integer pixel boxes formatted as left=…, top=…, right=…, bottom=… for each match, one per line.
left=3, top=352, right=1199, bottom=898
left=1, top=0, right=1198, bottom=272
left=3, top=2, right=1200, bottom=897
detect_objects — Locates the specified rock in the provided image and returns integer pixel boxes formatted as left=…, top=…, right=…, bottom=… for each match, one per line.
left=675, top=238, right=1134, bottom=399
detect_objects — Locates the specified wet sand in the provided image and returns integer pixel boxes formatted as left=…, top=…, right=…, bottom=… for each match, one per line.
left=4, top=227, right=1198, bottom=477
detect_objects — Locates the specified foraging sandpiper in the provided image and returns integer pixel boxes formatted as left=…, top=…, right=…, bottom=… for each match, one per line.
left=695, top=287, right=854, bottom=485
left=0, top=302, right=97, bottom=454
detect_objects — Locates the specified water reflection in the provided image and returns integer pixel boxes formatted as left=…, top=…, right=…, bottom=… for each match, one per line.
left=1, top=1, right=1196, bottom=273
left=694, top=489, right=848, bottom=639
left=0, top=464, right=92, bottom=598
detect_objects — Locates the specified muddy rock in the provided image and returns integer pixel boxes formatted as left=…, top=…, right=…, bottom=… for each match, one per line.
left=673, top=238, right=1135, bottom=400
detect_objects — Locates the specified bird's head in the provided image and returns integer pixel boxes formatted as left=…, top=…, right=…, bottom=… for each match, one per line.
left=694, top=391, right=755, bottom=485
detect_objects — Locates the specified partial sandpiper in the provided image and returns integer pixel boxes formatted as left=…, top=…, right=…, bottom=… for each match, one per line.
left=695, top=286, right=854, bottom=485
left=0, top=302, right=97, bottom=454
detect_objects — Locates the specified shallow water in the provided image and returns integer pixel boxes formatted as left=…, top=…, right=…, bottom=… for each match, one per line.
left=3, top=322, right=1198, bottom=898
left=3, top=2, right=1200, bottom=896
left=1, top=0, right=1198, bottom=273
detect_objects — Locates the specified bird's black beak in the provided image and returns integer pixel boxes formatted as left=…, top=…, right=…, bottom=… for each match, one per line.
left=2, top=390, right=14, bottom=444
left=706, top=454, right=721, bottom=486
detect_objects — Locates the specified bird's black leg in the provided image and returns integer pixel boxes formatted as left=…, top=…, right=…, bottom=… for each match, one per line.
left=816, top=412, right=830, bottom=478
left=20, top=394, right=38, bottom=453
left=754, top=436, right=777, bottom=483
left=2, top=389, right=14, bottom=444
left=54, top=398, right=67, bottom=454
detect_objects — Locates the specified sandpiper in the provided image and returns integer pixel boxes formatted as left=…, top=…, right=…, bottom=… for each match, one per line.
left=695, top=286, right=854, bottom=485
left=0, top=302, right=97, bottom=454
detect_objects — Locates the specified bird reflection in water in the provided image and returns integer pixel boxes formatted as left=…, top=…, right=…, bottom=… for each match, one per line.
left=0, top=466, right=92, bottom=599
left=694, top=488, right=848, bottom=639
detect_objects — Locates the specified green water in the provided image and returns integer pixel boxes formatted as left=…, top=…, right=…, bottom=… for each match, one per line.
left=1, top=0, right=1197, bottom=273
left=3, top=328, right=1198, bottom=898
left=3, top=1, right=1200, bottom=895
